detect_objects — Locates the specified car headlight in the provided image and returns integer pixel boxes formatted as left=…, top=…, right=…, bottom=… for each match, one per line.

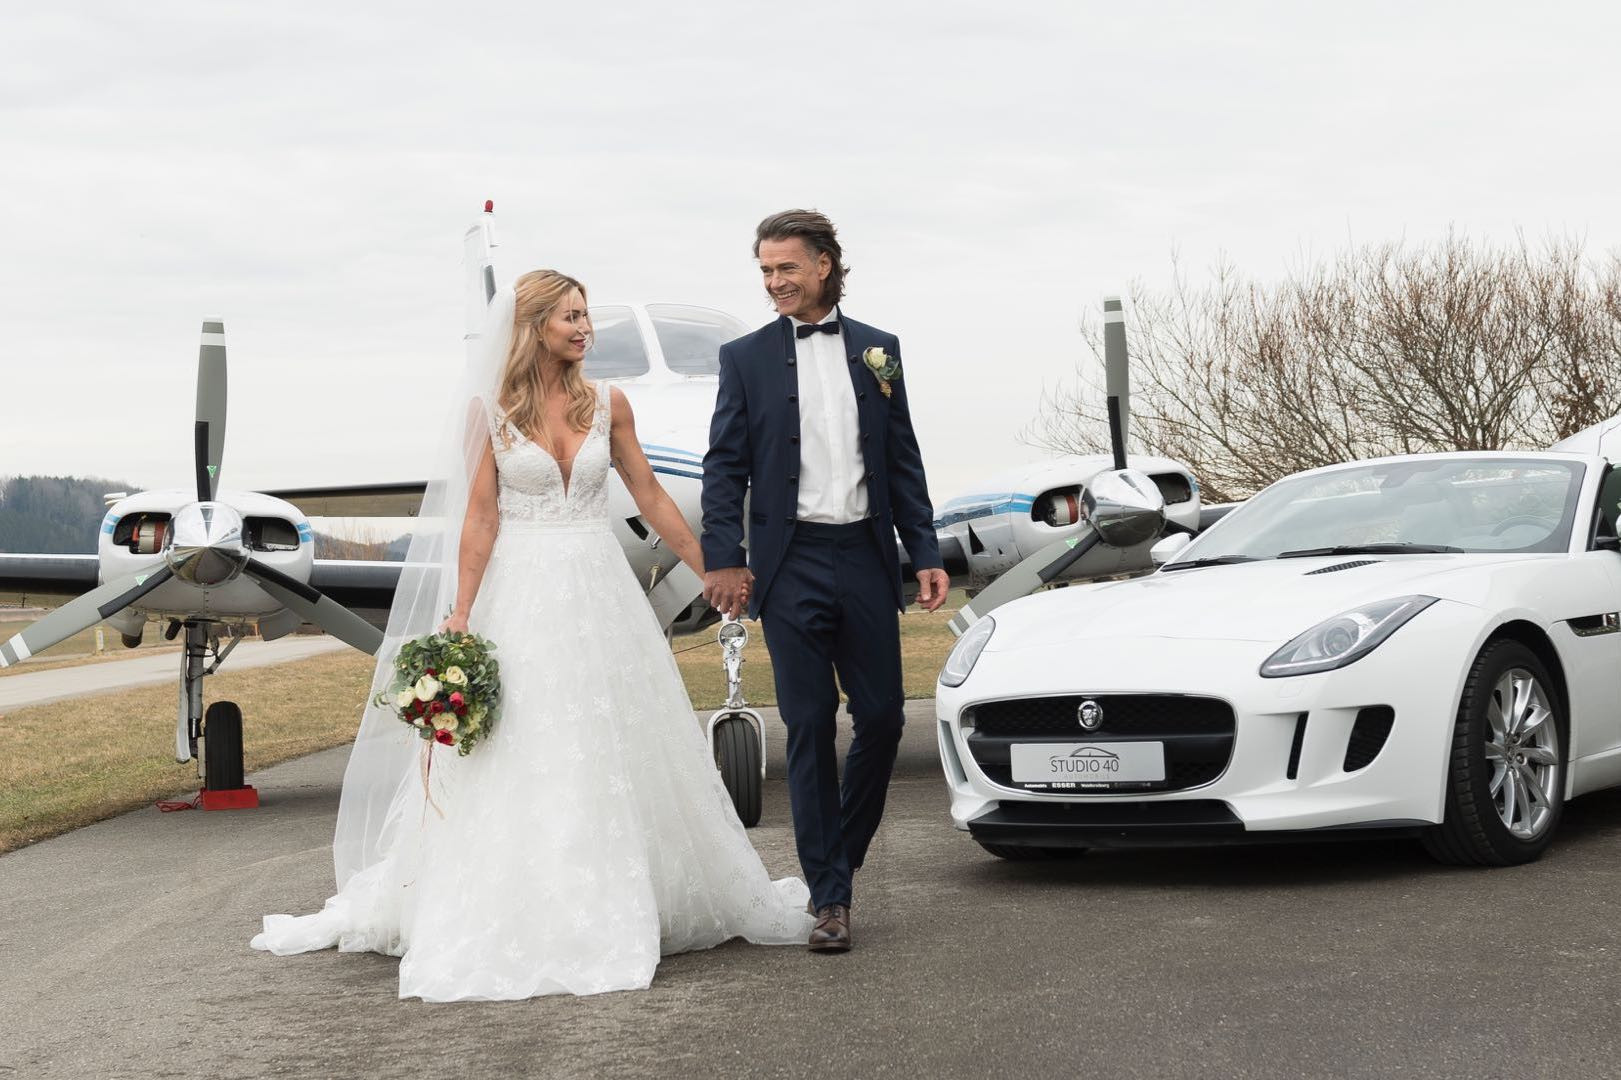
left=1260, top=595, right=1437, bottom=678
left=940, top=616, right=995, bottom=687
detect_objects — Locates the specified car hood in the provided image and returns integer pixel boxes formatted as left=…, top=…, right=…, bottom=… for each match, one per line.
left=987, top=553, right=1549, bottom=647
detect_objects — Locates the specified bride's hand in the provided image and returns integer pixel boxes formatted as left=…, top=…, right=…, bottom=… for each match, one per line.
left=439, top=611, right=470, bottom=635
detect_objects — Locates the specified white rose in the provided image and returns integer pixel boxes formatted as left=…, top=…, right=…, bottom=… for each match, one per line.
left=443, top=667, right=467, bottom=686
left=395, top=689, right=416, bottom=709
left=432, top=713, right=457, bottom=731
left=414, top=674, right=441, bottom=702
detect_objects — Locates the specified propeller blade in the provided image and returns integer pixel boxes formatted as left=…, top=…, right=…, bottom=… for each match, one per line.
left=195, top=319, right=228, bottom=502
left=0, top=563, right=174, bottom=667
left=947, top=531, right=1102, bottom=637
left=1103, top=296, right=1129, bottom=472
left=242, top=558, right=384, bottom=655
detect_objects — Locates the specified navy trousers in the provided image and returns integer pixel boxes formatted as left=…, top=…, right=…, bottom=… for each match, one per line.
left=761, top=520, right=906, bottom=911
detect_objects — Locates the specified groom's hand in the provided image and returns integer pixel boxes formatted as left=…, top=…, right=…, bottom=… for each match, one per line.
left=704, top=567, right=754, bottom=619
left=915, top=568, right=950, bottom=613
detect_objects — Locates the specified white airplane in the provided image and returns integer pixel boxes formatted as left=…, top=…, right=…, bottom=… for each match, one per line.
left=0, top=205, right=1214, bottom=820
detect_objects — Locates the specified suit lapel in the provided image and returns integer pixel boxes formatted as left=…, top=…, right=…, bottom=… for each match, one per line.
left=839, top=310, right=877, bottom=431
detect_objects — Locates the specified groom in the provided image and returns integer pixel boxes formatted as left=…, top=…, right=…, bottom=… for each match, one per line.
left=701, top=209, right=947, bottom=953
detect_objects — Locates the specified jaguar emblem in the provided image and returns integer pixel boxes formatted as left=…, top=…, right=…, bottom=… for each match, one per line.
left=1077, top=699, right=1104, bottom=731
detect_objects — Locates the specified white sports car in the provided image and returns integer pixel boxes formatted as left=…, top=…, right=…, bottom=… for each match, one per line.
left=936, top=450, right=1621, bottom=865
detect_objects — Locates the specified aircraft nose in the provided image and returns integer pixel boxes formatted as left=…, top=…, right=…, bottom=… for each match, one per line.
left=166, top=501, right=248, bottom=586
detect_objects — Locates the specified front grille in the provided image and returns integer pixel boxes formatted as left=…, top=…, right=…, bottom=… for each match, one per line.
left=965, top=694, right=1236, bottom=794
left=970, top=694, right=1233, bottom=737
left=1344, top=706, right=1395, bottom=771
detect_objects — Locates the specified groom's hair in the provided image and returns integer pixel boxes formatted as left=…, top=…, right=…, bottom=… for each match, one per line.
left=753, top=209, right=848, bottom=307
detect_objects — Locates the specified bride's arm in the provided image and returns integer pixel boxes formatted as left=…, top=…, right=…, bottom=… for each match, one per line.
left=444, top=439, right=499, bottom=633
left=607, top=387, right=706, bottom=577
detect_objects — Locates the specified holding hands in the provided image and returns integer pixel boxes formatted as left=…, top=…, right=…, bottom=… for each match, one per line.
left=703, top=567, right=754, bottom=619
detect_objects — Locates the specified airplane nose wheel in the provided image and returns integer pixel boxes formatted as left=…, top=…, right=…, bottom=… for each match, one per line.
left=203, top=701, right=245, bottom=792
left=708, top=617, right=765, bottom=827
left=710, top=709, right=764, bottom=827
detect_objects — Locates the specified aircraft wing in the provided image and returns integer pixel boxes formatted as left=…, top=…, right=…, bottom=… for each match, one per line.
left=262, top=483, right=428, bottom=519
left=306, top=559, right=406, bottom=630
left=0, top=553, right=101, bottom=607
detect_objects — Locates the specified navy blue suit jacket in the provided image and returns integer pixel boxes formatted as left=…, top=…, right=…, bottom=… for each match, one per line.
left=701, top=311, right=942, bottom=618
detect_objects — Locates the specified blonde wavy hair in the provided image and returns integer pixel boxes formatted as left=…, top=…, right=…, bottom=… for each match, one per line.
left=496, top=269, right=597, bottom=452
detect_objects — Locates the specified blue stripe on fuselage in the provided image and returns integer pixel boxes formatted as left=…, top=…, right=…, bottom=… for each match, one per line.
left=641, top=443, right=702, bottom=461
left=933, top=493, right=1037, bottom=528
left=652, top=465, right=704, bottom=482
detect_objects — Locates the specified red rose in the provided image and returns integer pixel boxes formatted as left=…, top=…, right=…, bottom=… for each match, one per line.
left=434, top=729, right=454, bottom=745
left=449, top=692, right=464, bottom=708
left=454, top=704, right=467, bottom=717
left=431, top=700, right=445, bottom=714
left=426, top=668, right=437, bottom=676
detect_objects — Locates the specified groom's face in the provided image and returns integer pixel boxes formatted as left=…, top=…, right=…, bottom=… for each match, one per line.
left=757, top=238, right=831, bottom=321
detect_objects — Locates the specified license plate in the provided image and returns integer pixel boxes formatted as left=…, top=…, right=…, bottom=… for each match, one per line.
left=1010, top=741, right=1166, bottom=788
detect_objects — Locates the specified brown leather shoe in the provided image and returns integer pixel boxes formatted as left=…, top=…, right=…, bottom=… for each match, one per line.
left=808, top=905, right=851, bottom=953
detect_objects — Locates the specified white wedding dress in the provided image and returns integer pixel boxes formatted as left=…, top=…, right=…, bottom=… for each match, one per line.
left=252, top=389, right=813, bottom=1001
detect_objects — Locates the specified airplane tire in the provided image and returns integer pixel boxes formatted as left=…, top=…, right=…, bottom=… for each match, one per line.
left=713, top=715, right=762, bottom=828
left=204, top=701, right=246, bottom=791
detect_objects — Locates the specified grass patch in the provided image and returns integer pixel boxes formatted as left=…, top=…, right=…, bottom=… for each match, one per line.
left=674, top=601, right=959, bottom=710
left=0, top=649, right=376, bottom=853
left=0, top=602, right=962, bottom=854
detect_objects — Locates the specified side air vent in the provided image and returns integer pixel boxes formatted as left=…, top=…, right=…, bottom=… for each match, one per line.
left=1306, top=560, right=1382, bottom=576
left=1150, top=473, right=1194, bottom=505
left=1286, top=713, right=1307, bottom=780
left=1344, top=706, right=1395, bottom=771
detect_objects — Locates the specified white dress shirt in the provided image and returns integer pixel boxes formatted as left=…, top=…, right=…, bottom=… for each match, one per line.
left=790, top=309, right=870, bottom=523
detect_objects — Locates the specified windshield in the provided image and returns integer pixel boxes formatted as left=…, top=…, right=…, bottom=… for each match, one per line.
left=1181, top=457, right=1586, bottom=561
left=647, top=304, right=747, bottom=376
left=583, top=306, right=649, bottom=379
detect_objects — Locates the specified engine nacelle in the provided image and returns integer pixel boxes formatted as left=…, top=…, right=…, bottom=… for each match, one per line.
left=935, top=454, right=1201, bottom=589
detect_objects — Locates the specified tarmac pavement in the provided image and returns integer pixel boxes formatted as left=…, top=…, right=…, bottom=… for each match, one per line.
left=6, top=699, right=1621, bottom=1079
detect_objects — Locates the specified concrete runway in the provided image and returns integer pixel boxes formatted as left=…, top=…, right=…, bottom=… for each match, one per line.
left=6, top=700, right=1621, bottom=1079
left=0, top=636, right=347, bottom=710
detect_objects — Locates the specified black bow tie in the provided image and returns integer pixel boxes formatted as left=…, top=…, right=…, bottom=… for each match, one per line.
left=795, top=321, right=840, bottom=339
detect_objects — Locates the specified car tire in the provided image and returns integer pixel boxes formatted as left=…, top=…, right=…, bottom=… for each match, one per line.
left=975, top=842, right=1088, bottom=861
left=1422, top=640, right=1567, bottom=867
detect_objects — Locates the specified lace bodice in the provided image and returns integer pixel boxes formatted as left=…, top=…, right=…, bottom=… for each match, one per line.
left=487, top=388, right=612, bottom=525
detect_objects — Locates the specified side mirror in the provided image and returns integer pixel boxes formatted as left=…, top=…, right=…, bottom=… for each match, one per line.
left=1150, top=533, right=1192, bottom=566
left=1595, top=534, right=1621, bottom=553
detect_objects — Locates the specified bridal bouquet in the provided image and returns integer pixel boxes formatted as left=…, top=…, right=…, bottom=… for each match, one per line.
left=373, top=631, right=501, bottom=756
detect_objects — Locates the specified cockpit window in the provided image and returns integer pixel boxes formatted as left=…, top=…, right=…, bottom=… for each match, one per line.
left=584, top=306, right=649, bottom=379
left=647, top=305, right=748, bottom=376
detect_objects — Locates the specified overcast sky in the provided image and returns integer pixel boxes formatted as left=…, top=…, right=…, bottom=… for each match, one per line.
left=5, top=1, right=1620, bottom=515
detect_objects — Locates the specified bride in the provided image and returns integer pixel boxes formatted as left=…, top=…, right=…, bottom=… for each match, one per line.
left=252, top=270, right=814, bottom=1001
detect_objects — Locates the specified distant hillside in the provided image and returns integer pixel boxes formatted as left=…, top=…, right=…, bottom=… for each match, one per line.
left=312, top=532, right=411, bottom=561
left=0, top=475, right=137, bottom=553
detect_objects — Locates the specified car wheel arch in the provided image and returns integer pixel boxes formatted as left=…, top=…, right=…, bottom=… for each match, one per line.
left=1479, top=619, right=1570, bottom=725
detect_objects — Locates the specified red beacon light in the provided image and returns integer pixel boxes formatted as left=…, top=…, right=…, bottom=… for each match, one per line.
left=484, top=200, right=494, bottom=212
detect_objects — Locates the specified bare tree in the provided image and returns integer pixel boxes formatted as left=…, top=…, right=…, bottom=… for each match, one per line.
left=1032, top=234, right=1621, bottom=501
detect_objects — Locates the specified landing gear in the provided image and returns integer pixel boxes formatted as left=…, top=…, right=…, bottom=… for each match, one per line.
left=708, top=618, right=766, bottom=828
left=712, top=712, right=763, bottom=827
left=173, top=621, right=257, bottom=810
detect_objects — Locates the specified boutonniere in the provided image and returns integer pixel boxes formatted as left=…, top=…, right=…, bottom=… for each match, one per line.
left=861, top=347, right=901, bottom=398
